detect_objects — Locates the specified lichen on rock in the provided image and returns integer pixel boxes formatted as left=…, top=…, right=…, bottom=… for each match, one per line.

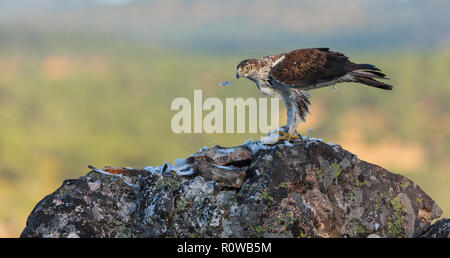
left=21, top=138, right=446, bottom=238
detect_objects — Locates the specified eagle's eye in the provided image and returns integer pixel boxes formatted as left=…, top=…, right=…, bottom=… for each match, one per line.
left=246, top=65, right=252, bottom=70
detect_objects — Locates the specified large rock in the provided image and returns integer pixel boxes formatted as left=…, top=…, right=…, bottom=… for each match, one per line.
left=21, top=138, right=444, bottom=238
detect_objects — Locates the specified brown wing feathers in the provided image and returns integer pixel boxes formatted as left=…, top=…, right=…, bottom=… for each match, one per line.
left=270, top=48, right=349, bottom=87
left=270, top=48, right=393, bottom=90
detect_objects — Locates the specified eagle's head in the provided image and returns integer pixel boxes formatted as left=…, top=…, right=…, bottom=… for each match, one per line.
left=236, top=59, right=261, bottom=80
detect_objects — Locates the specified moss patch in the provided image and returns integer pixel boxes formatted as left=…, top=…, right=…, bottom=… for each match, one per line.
left=314, top=167, right=323, bottom=179
left=356, top=179, right=371, bottom=188
left=401, top=181, right=410, bottom=189
left=387, top=196, right=405, bottom=237
left=261, top=191, right=274, bottom=202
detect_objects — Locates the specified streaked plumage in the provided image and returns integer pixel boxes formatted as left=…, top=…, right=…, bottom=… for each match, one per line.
left=236, top=48, right=393, bottom=140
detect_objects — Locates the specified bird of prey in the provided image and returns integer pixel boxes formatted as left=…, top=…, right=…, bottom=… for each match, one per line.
left=235, top=48, right=393, bottom=141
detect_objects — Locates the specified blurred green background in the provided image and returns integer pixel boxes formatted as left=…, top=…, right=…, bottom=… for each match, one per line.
left=0, top=0, right=449, bottom=237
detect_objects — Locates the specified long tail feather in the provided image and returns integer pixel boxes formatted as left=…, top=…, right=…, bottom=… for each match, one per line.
left=355, top=76, right=393, bottom=90
left=350, top=70, right=389, bottom=80
left=355, top=64, right=381, bottom=71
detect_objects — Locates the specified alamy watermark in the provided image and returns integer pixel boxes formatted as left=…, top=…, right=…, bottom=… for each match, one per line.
left=171, top=90, right=280, bottom=134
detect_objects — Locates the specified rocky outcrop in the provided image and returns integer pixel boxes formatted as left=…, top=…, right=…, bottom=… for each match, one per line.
left=21, top=138, right=445, bottom=238
left=421, top=219, right=450, bottom=238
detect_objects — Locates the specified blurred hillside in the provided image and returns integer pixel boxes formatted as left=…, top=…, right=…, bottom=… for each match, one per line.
left=0, top=0, right=449, bottom=237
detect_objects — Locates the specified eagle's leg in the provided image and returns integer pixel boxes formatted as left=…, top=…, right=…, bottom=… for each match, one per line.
left=277, top=89, right=310, bottom=141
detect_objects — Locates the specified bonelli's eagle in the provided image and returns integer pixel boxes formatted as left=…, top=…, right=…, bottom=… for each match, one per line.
left=236, top=48, right=393, bottom=141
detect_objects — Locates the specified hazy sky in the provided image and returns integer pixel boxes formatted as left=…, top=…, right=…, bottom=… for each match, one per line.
left=0, top=0, right=449, bottom=52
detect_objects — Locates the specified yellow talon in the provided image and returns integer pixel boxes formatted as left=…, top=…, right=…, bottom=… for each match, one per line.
left=277, top=132, right=300, bottom=142
left=277, top=130, right=286, bottom=136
